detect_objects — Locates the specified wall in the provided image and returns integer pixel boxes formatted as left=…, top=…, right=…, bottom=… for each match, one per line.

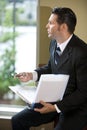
left=37, top=6, right=52, bottom=66
left=0, top=118, right=12, bottom=130
left=37, top=0, right=87, bottom=65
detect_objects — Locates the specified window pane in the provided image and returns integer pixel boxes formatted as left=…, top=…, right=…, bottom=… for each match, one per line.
left=0, top=0, right=37, bottom=106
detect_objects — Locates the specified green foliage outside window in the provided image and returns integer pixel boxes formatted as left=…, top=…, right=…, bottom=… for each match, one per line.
left=0, top=0, right=36, bottom=100
left=0, top=43, right=20, bottom=99
left=0, top=0, right=20, bottom=99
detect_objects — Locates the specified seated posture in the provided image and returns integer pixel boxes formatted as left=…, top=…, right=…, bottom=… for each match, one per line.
left=11, top=7, right=87, bottom=130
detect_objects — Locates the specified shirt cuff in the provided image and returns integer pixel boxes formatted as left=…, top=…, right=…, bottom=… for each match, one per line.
left=21, top=71, right=38, bottom=85
left=32, top=71, right=38, bottom=81
left=54, top=104, right=61, bottom=113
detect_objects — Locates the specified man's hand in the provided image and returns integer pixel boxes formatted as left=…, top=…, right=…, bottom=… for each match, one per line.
left=15, top=72, right=33, bottom=82
left=34, top=100, right=56, bottom=114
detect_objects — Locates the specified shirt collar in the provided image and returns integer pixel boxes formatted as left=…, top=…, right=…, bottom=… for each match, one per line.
left=57, top=34, right=73, bottom=52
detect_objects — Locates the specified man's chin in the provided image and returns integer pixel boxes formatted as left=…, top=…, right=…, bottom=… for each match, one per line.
left=48, top=35, right=52, bottom=39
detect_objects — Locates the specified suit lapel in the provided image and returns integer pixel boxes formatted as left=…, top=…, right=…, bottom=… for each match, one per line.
left=55, top=39, right=73, bottom=69
left=57, top=45, right=72, bottom=68
left=50, top=35, right=76, bottom=69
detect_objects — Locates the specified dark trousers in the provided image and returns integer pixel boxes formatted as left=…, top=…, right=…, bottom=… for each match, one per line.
left=55, top=112, right=87, bottom=130
left=11, top=107, right=87, bottom=130
left=11, top=107, right=57, bottom=130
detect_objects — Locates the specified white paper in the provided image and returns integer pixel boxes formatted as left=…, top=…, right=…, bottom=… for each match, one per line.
left=34, top=74, right=69, bottom=102
left=9, top=86, right=36, bottom=104
left=9, top=74, right=69, bottom=104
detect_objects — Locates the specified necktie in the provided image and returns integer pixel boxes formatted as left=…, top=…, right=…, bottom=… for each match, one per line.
left=54, top=47, right=61, bottom=65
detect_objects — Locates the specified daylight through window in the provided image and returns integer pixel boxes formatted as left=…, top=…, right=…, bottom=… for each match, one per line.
left=0, top=0, right=37, bottom=106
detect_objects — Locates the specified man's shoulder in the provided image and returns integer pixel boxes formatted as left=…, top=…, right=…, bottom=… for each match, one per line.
left=70, top=35, right=87, bottom=51
left=71, top=35, right=87, bottom=58
left=72, top=34, right=87, bottom=46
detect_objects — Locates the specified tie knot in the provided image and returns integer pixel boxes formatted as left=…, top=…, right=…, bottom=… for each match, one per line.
left=56, top=47, right=61, bottom=51
left=56, top=47, right=61, bottom=56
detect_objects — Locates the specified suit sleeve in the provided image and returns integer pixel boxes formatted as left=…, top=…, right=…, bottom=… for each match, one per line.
left=34, top=40, right=55, bottom=81
left=35, top=62, right=52, bottom=81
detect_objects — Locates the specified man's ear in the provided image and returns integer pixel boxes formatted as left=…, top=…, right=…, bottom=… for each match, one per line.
left=61, top=23, right=68, bottom=31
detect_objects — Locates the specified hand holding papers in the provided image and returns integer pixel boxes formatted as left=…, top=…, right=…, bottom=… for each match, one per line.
left=9, top=74, right=69, bottom=108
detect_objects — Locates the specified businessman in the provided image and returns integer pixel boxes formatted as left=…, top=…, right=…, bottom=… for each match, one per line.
left=12, top=7, right=87, bottom=130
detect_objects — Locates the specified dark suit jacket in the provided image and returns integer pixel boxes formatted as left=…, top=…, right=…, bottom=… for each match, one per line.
left=35, top=34, right=87, bottom=115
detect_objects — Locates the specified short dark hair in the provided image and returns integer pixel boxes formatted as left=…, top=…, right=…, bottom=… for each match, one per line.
left=52, top=7, right=77, bottom=34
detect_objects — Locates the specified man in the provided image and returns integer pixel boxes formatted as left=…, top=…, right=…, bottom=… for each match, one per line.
left=12, top=7, right=87, bottom=130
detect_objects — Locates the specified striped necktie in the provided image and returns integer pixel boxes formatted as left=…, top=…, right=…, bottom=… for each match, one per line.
left=54, top=47, right=61, bottom=65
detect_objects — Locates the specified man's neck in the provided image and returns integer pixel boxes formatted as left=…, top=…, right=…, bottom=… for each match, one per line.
left=56, top=33, right=72, bottom=44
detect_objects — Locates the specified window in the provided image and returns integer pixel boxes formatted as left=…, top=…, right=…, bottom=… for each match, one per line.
left=0, top=0, right=37, bottom=106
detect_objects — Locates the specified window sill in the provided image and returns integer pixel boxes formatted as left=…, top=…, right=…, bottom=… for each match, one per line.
left=0, top=104, right=24, bottom=119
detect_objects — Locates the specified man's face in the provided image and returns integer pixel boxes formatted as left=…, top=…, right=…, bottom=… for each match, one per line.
left=46, top=14, right=61, bottom=39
